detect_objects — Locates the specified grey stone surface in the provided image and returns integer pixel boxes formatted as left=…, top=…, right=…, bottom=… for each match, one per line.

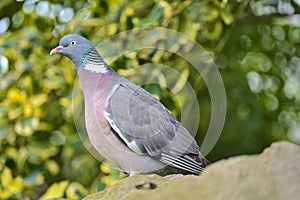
left=83, top=141, right=300, bottom=200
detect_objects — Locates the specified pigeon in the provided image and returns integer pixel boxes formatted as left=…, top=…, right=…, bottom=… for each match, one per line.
left=50, top=34, right=210, bottom=175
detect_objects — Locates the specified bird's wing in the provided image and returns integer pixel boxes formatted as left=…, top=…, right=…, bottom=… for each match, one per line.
left=104, top=78, right=206, bottom=174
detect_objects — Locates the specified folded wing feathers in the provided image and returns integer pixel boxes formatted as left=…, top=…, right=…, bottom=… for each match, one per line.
left=160, top=152, right=203, bottom=174
left=104, top=80, right=208, bottom=174
left=104, top=110, right=146, bottom=154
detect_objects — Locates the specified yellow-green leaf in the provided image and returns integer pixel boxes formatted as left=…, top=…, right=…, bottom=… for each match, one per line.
left=1, top=167, right=12, bottom=187
left=40, top=180, right=69, bottom=200
left=66, top=182, right=88, bottom=200
left=30, top=94, right=48, bottom=108
left=45, top=160, right=60, bottom=176
left=14, top=116, right=39, bottom=136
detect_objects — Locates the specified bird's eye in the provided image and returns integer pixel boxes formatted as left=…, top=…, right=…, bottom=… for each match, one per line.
left=70, top=41, right=76, bottom=46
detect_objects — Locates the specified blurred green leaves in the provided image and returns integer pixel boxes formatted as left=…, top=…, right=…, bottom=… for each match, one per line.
left=0, top=167, right=25, bottom=199
left=15, top=116, right=39, bottom=136
left=1, top=0, right=300, bottom=199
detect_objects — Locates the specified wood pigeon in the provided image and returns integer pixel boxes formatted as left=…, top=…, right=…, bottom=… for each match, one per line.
left=50, top=34, right=210, bottom=175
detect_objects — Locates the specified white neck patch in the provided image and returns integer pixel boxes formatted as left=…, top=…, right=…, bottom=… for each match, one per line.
left=84, top=63, right=108, bottom=74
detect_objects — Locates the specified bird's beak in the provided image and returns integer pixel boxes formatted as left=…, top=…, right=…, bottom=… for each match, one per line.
left=50, top=45, right=64, bottom=55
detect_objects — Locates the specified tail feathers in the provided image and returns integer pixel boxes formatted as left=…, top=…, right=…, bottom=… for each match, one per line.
left=160, top=152, right=210, bottom=175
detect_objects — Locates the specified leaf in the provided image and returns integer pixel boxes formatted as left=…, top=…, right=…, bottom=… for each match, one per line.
left=1, top=167, right=13, bottom=188
left=40, top=180, right=69, bottom=200
left=66, top=182, right=88, bottom=200
left=0, top=126, right=12, bottom=141
left=30, top=94, right=48, bottom=108
left=220, top=9, right=233, bottom=25
left=27, top=142, right=59, bottom=164
left=8, top=107, right=22, bottom=120
left=100, top=163, right=113, bottom=174
left=45, top=160, right=60, bottom=176
left=0, top=189, right=11, bottom=200
left=23, top=170, right=45, bottom=185
left=0, top=73, right=19, bottom=91
left=242, top=52, right=272, bottom=72
left=6, top=147, right=19, bottom=163
left=9, top=176, right=24, bottom=193
left=14, top=116, right=39, bottom=136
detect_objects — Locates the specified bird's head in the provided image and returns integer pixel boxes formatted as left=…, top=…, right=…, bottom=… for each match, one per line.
left=50, top=34, right=95, bottom=68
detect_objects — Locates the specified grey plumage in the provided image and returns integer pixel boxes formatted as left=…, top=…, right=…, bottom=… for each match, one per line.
left=50, top=34, right=210, bottom=175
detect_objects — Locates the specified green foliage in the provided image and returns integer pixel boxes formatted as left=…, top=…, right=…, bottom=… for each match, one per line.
left=1, top=0, right=300, bottom=199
